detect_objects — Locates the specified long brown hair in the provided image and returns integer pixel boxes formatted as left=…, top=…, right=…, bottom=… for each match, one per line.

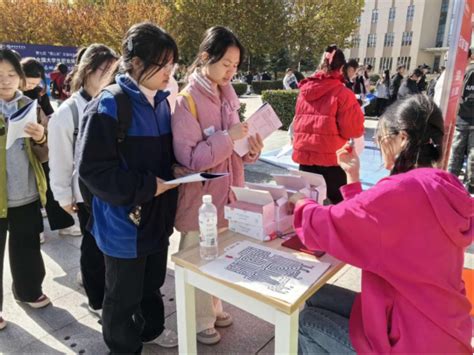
left=70, top=43, right=118, bottom=93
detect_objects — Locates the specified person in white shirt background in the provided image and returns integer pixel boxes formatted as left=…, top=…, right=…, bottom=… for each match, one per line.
left=48, top=43, right=118, bottom=318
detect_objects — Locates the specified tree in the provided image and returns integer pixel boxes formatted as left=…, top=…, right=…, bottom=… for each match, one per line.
left=0, top=0, right=170, bottom=52
left=166, top=0, right=288, bottom=64
left=286, top=0, right=364, bottom=67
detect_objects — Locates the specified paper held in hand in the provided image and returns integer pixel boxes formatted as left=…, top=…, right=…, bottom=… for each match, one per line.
left=164, top=172, right=229, bottom=185
left=233, top=103, right=282, bottom=157
left=6, top=100, right=38, bottom=150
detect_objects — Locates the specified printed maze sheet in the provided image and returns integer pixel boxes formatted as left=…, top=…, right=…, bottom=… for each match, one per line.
left=200, top=241, right=330, bottom=303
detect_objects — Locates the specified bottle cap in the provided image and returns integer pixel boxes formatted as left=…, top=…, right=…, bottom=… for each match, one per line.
left=203, top=195, right=212, bottom=203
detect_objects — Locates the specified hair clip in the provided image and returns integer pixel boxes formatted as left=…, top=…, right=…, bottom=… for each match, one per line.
left=127, top=38, right=133, bottom=52
left=325, top=50, right=336, bottom=64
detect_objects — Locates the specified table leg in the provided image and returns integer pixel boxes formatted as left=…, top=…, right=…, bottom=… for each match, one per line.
left=274, top=309, right=299, bottom=354
left=175, top=266, right=197, bottom=354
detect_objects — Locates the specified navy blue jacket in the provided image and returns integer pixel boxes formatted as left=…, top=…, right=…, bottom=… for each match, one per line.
left=78, top=74, right=177, bottom=258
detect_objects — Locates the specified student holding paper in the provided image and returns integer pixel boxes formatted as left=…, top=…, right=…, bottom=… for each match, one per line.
left=48, top=44, right=119, bottom=320
left=0, top=49, right=51, bottom=331
left=292, top=45, right=364, bottom=204
left=78, top=24, right=180, bottom=352
left=291, top=95, right=472, bottom=354
left=172, top=26, right=263, bottom=345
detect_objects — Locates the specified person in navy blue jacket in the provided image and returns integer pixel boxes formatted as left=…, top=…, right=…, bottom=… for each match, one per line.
left=78, top=22, right=180, bottom=353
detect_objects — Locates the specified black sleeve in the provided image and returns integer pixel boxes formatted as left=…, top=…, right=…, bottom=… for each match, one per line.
left=39, top=93, right=54, bottom=116
left=78, top=102, right=157, bottom=207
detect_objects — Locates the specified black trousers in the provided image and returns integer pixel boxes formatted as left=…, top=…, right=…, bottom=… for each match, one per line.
left=300, top=164, right=347, bottom=204
left=376, top=98, right=389, bottom=116
left=77, top=203, right=105, bottom=310
left=42, top=162, right=75, bottom=230
left=0, top=200, right=45, bottom=311
left=102, top=247, right=168, bottom=354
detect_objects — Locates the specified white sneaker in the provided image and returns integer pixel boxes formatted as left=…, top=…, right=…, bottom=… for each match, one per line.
left=19, top=294, right=51, bottom=309
left=41, top=208, right=47, bottom=218
left=144, top=329, right=178, bottom=348
left=58, top=225, right=82, bottom=237
left=39, top=232, right=45, bottom=244
left=88, top=305, right=102, bottom=318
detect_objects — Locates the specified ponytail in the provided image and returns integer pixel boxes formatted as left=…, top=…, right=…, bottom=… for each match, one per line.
left=322, top=45, right=346, bottom=72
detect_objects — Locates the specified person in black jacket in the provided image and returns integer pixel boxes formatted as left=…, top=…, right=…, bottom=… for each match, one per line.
left=21, top=57, right=81, bottom=241
left=448, top=49, right=474, bottom=193
left=389, top=64, right=406, bottom=102
left=417, top=64, right=430, bottom=92
left=21, top=58, right=54, bottom=115
left=397, top=68, right=422, bottom=100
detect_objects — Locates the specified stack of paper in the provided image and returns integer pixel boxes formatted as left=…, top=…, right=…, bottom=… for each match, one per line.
left=233, top=103, right=282, bottom=157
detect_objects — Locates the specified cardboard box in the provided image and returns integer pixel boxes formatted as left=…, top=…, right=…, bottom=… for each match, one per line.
left=228, top=220, right=276, bottom=241
left=226, top=187, right=275, bottom=227
left=276, top=170, right=327, bottom=204
left=245, top=182, right=293, bottom=233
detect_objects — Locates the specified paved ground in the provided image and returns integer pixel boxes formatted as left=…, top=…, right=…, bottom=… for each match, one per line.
left=0, top=94, right=471, bottom=354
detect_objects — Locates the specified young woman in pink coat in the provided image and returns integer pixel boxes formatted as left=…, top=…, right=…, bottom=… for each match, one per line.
left=171, top=26, right=263, bottom=345
left=292, top=94, right=472, bottom=354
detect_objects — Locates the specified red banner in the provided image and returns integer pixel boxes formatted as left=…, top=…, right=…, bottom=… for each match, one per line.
left=441, top=0, right=473, bottom=169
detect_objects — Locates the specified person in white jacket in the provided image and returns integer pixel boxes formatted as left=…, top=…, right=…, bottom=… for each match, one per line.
left=48, top=44, right=118, bottom=317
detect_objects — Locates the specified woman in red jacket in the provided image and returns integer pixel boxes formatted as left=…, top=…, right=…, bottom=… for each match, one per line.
left=292, top=45, right=364, bottom=203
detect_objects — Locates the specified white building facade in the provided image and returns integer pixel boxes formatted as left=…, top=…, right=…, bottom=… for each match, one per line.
left=345, top=0, right=456, bottom=73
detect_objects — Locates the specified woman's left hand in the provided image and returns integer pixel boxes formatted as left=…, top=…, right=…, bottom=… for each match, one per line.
left=287, top=192, right=308, bottom=214
left=248, top=133, right=264, bottom=156
left=24, top=122, right=45, bottom=142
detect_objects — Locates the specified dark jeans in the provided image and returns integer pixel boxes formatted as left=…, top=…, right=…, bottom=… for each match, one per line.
left=376, top=98, right=389, bottom=116
left=300, top=165, right=347, bottom=204
left=42, top=162, right=75, bottom=230
left=77, top=203, right=105, bottom=310
left=0, top=200, right=45, bottom=311
left=448, top=119, right=473, bottom=191
left=102, top=247, right=168, bottom=354
left=299, top=284, right=357, bottom=354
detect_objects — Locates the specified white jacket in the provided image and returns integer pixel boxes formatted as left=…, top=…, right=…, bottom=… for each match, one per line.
left=48, top=92, right=88, bottom=206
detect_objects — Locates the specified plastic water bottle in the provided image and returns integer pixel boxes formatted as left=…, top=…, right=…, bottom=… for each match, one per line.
left=199, top=195, right=218, bottom=260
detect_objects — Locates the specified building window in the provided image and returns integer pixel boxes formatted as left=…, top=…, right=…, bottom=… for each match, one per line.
left=367, top=34, right=377, bottom=48
left=379, top=57, right=394, bottom=71
left=364, top=57, right=376, bottom=67
left=397, top=56, right=412, bottom=70
left=435, top=0, right=449, bottom=47
left=389, top=7, right=396, bottom=21
left=384, top=32, right=394, bottom=47
left=352, top=35, right=361, bottom=48
left=406, top=4, right=415, bottom=21
left=371, top=9, right=378, bottom=24
left=401, top=31, right=413, bottom=46
left=433, top=56, right=441, bottom=71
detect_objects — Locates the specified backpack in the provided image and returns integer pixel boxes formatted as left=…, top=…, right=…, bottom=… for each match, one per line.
left=72, top=84, right=133, bottom=212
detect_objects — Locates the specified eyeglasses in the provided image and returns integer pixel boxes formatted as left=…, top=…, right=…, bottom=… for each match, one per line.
left=373, top=133, right=397, bottom=146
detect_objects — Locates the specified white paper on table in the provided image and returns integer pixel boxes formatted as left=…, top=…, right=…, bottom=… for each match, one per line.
left=200, top=240, right=331, bottom=304
left=6, top=100, right=38, bottom=150
left=233, top=103, right=283, bottom=157
left=164, top=172, right=229, bottom=185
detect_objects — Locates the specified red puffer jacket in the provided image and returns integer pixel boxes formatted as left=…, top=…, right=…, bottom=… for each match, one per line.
left=292, top=70, right=364, bottom=167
